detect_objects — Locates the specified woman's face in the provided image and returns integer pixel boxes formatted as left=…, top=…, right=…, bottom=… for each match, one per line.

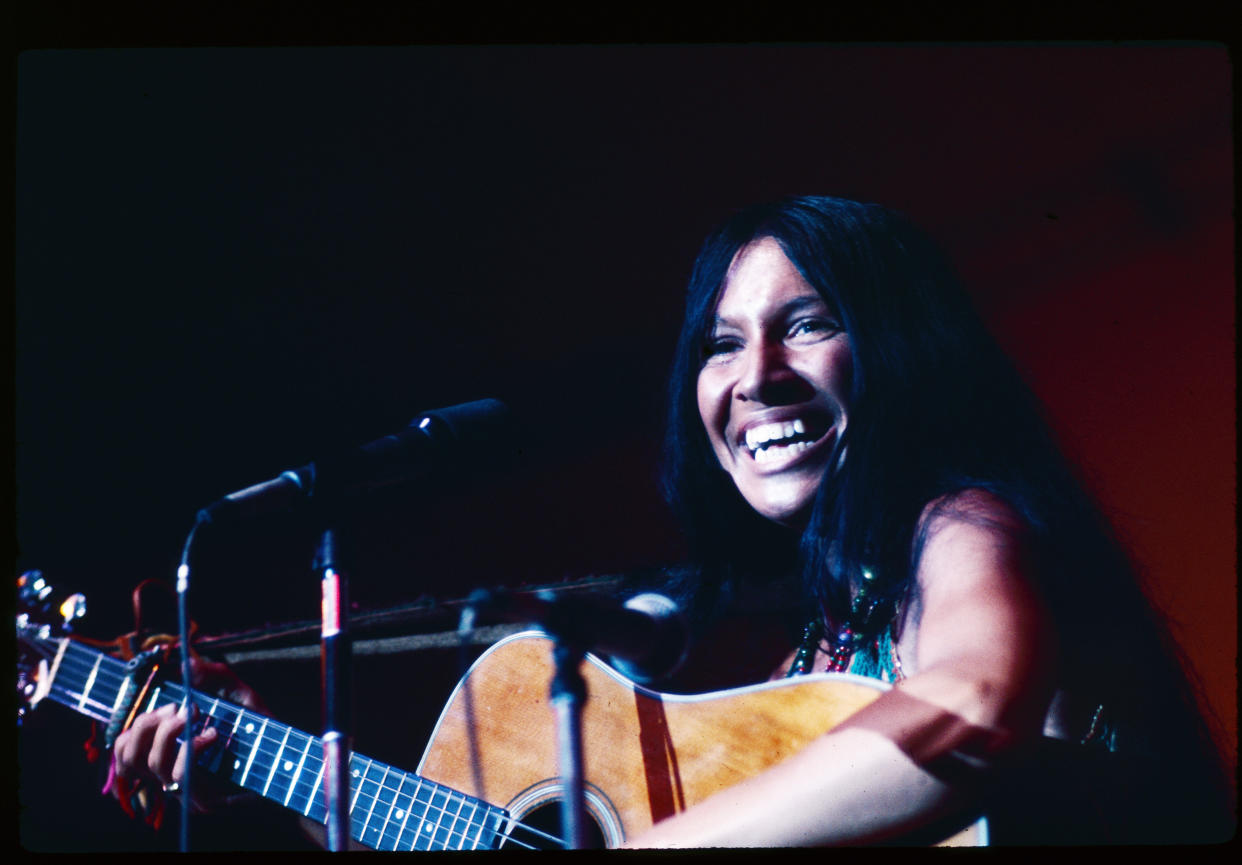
left=696, top=237, right=852, bottom=526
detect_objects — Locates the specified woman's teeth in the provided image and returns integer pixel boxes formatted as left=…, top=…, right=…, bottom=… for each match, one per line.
left=752, top=439, right=814, bottom=464
left=745, top=418, right=806, bottom=452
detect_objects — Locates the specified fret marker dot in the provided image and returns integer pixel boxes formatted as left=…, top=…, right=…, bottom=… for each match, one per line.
left=233, top=759, right=241, bottom=770
left=284, top=760, right=294, bottom=771
left=245, top=723, right=255, bottom=733
left=396, top=810, right=405, bottom=819
left=352, top=769, right=361, bottom=778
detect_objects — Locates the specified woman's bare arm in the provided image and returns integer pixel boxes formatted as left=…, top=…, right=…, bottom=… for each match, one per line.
left=623, top=494, right=1056, bottom=847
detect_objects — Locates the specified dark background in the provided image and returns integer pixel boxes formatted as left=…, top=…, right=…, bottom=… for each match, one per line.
left=15, top=41, right=1235, bottom=849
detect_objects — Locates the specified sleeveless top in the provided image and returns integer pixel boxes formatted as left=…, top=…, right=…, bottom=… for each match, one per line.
left=840, top=621, right=905, bottom=683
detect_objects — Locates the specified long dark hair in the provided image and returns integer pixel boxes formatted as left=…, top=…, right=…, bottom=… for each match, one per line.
left=659, top=195, right=1233, bottom=840
left=663, top=197, right=1060, bottom=621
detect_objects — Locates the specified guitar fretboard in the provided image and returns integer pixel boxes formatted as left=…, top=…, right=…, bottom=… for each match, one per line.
left=40, top=637, right=512, bottom=850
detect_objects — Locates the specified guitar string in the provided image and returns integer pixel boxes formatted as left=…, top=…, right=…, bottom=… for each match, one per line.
left=175, top=690, right=511, bottom=852
left=48, top=645, right=564, bottom=851
left=45, top=651, right=123, bottom=722
left=148, top=665, right=566, bottom=849
left=43, top=648, right=499, bottom=849
left=43, top=654, right=116, bottom=712
left=38, top=666, right=552, bottom=852
left=42, top=651, right=571, bottom=851
left=48, top=649, right=537, bottom=850
left=47, top=641, right=567, bottom=850
left=44, top=649, right=143, bottom=721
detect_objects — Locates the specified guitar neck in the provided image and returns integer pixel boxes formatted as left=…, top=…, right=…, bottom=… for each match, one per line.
left=40, top=637, right=511, bottom=850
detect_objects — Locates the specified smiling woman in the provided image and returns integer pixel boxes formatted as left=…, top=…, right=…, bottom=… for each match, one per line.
left=633, top=195, right=1234, bottom=844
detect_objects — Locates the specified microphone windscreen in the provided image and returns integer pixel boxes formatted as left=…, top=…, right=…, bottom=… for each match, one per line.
left=609, top=592, right=688, bottom=684
left=421, top=399, right=511, bottom=445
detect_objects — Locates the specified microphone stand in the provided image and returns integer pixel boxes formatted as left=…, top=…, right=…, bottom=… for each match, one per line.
left=316, top=529, right=352, bottom=851
left=468, top=586, right=654, bottom=849
left=174, top=514, right=209, bottom=853
left=548, top=637, right=589, bottom=849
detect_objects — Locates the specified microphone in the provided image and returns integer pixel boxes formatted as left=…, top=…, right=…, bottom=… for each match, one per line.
left=471, top=588, right=688, bottom=684
left=199, top=398, right=512, bottom=523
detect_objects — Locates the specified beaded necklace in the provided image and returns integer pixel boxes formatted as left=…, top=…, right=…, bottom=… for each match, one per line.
left=785, top=567, right=895, bottom=678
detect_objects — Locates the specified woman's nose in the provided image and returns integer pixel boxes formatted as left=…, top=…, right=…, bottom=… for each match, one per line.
left=736, top=342, right=811, bottom=405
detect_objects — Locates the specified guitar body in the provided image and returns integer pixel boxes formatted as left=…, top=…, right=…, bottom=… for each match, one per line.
left=419, top=631, right=986, bottom=847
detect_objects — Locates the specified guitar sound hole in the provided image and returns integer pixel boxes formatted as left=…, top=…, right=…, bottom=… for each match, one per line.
left=503, top=802, right=607, bottom=850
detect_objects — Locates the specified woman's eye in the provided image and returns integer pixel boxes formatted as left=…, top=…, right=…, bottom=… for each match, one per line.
left=789, top=318, right=839, bottom=340
left=702, top=337, right=740, bottom=360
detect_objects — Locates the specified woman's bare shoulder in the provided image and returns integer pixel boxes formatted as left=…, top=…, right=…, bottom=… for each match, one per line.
left=918, top=487, right=1027, bottom=537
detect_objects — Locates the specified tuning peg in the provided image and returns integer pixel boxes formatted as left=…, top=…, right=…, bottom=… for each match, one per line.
left=59, top=593, right=87, bottom=629
left=17, top=570, right=53, bottom=601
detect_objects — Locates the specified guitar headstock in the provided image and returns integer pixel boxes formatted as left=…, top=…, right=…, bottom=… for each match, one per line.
left=16, top=571, right=86, bottom=720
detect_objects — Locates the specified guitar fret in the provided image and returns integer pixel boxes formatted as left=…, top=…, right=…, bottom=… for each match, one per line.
left=44, top=637, right=72, bottom=705
left=348, top=756, right=369, bottom=814
left=352, top=758, right=383, bottom=844
left=223, top=703, right=245, bottom=761
left=431, top=786, right=454, bottom=848
left=385, top=773, right=413, bottom=850
left=463, top=798, right=482, bottom=849
left=223, top=710, right=257, bottom=785
left=404, top=779, right=435, bottom=851
left=414, top=815, right=433, bottom=851
left=358, top=763, right=391, bottom=845
left=108, top=671, right=131, bottom=716
left=467, top=804, right=493, bottom=850
left=288, top=747, right=322, bottom=815
left=442, top=792, right=462, bottom=849
left=238, top=717, right=268, bottom=788
left=472, top=799, right=488, bottom=848
left=285, top=734, right=314, bottom=808
left=392, top=774, right=420, bottom=850
left=405, top=784, right=428, bottom=851
left=416, top=785, right=436, bottom=850
left=430, top=785, right=453, bottom=849
left=450, top=791, right=471, bottom=849
left=449, top=789, right=468, bottom=849
left=443, top=790, right=463, bottom=849
left=304, top=754, right=326, bottom=819
left=348, top=759, right=371, bottom=835
left=378, top=768, right=401, bottom=836
left=373, top=767, right=400, bottom=846
left=261, top=725, right=292, bottom=797
left=75, top=653, right=102, bottom=713
left=197, top=697, right=224, bottom=772
left=488, top=806, right=507, bottom=848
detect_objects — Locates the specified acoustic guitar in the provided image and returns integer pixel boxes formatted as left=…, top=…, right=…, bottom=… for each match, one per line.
left=17, top=578, right=987, bottom=849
